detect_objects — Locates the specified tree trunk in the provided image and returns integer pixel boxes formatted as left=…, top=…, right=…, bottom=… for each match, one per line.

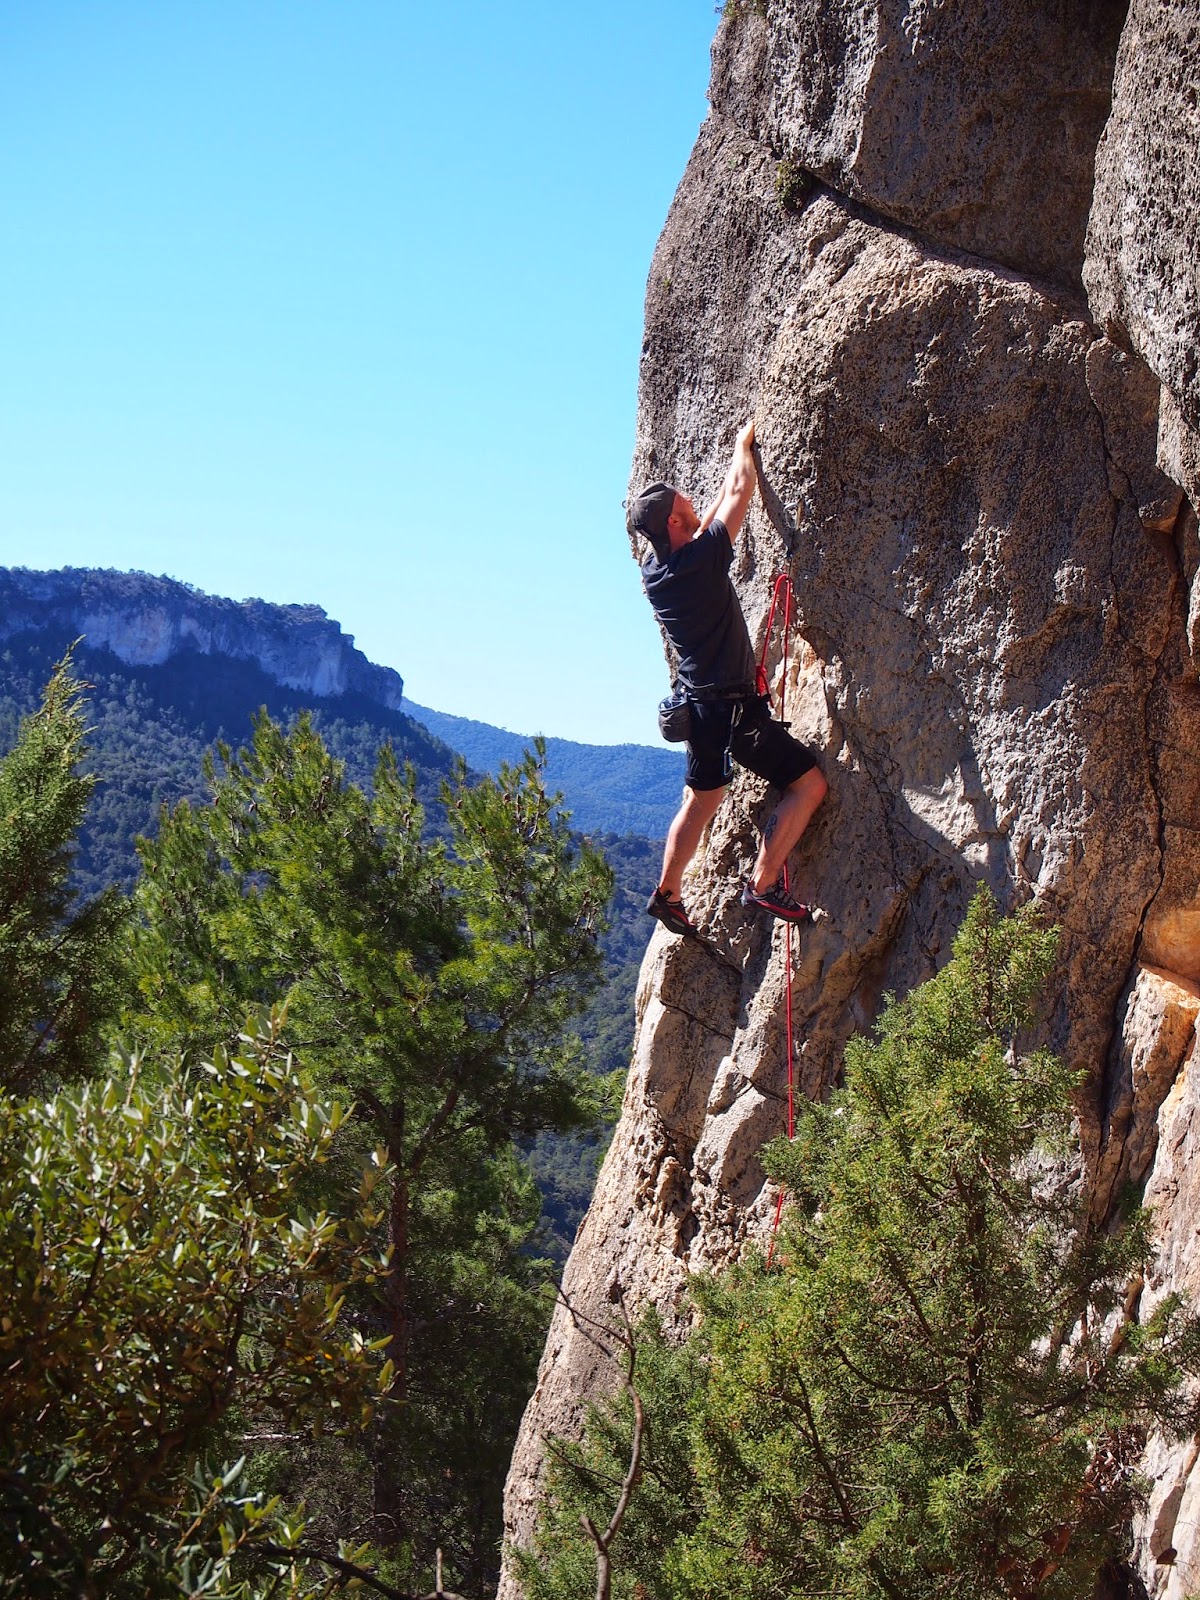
left=388, top=1166, right=409, bottom=1402
left=372, top=1111, right=409, bottom=1537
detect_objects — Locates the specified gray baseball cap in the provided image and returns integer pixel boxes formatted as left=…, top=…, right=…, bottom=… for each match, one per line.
left=627, top=481, right=677, bottom=556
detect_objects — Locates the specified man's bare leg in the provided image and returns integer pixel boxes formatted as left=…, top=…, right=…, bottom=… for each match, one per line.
left=750, top=768, right=827, bottom=893
left=658, top=785, right=727, bottom=898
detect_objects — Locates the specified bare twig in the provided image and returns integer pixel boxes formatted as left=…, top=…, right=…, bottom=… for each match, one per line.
left=561, top=1286, right=646, bottom=1600
left=552, top=1284, right=629, bottom=1360
left=542, top=1436, right=628, bottom=1494
left=256, top=1542, right=470, bottom=1600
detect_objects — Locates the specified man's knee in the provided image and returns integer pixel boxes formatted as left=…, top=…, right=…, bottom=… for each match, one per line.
left=789, top=767, right=827, bottom=806
left=684, top=783, right=728, bottom=819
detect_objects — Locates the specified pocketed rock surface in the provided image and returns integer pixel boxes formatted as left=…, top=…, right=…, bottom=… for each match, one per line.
left=500, top=5, right=1200, bottom=1593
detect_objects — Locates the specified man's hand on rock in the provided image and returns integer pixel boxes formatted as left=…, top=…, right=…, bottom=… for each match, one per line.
left=704, top=419, right=759, bottom=540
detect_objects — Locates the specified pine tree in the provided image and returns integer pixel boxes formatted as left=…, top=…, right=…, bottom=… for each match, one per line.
left=525, top=890, right=1200, bottom=1600
left=123, top=712, right=614, bottom=1592
left=0, top=655, right=128, bottom=1092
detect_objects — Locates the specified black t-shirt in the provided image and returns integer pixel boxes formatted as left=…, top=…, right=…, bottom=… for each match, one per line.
left=641, top=521, right=757, bottom=697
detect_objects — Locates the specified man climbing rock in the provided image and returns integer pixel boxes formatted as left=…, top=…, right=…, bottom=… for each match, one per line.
left=629, top=419, right=827, bottom=937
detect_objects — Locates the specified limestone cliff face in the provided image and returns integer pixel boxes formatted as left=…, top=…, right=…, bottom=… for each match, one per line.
left=1084, top=0, right=1200, bottom=671
left=501, top=3, right=1200, bottom=1594
left=0, top=568, right=403, bottom=708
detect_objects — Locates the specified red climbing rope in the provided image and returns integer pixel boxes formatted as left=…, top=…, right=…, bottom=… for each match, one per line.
left=756, top=572, right=797, bottom=1269
left=755, top=574, right=793, bottom=698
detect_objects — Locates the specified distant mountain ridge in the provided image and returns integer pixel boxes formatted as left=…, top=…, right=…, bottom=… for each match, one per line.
left=0, top=565, right=678, bottom=848
left=0, top=568, right=680, bottom=837
left=404, top=702, right=684, bottom=839
left=0, top=567, right=403, bottom=708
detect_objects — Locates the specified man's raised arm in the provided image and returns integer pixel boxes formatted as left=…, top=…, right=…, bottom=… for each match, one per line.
left=699, top=419, right=757, bottom=540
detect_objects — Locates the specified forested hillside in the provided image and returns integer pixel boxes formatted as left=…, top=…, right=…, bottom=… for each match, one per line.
left=0, top=624, right=661, bottom=1256
left=0, top=632, right=458, bottom=897
left=405, top=701, right=684, bottom=838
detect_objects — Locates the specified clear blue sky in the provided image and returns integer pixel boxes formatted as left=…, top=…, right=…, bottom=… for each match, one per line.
left=0, top=3, right=719, bottom=745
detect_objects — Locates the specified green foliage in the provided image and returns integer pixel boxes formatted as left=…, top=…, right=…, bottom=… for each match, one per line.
left=0, top=1013, right=394, bottom=1598
left=124, top=714, right=611, bottom=1140
left=0, top=654, right=128, bottom=1093
left=775, top=158, right=813, bottom=213
left=0, top=632, right=659, bottom=1250
left=121, top=712, right=614, bottom=1591
left=0, top=619, right=652, bottom=1593
left=525, top=890, right=1200, bottom=1600
left=722, top=0, right=768, bottom=21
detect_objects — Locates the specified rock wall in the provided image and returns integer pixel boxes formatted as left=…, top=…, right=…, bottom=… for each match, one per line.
left=501, top=2, right=1200, bottom=1594
left=1084, top=0, right=1200, bottom=672
left=0, top=567, right=403, bottom=708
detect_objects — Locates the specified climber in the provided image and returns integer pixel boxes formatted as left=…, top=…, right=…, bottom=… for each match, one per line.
left=629, top=419, right=827, bottom=938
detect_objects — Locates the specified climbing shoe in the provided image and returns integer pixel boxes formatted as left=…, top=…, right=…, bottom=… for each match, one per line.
left=646, top=886, right=698, bottom=937
left=741, top=877, right=812, bottom=923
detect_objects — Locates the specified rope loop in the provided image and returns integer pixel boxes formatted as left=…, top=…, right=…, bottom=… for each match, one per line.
left=755, top=573, right=795, bottom=699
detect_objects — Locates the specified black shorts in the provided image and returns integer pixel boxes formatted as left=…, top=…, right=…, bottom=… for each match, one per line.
left=686, top=694, right=817, bottom=792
